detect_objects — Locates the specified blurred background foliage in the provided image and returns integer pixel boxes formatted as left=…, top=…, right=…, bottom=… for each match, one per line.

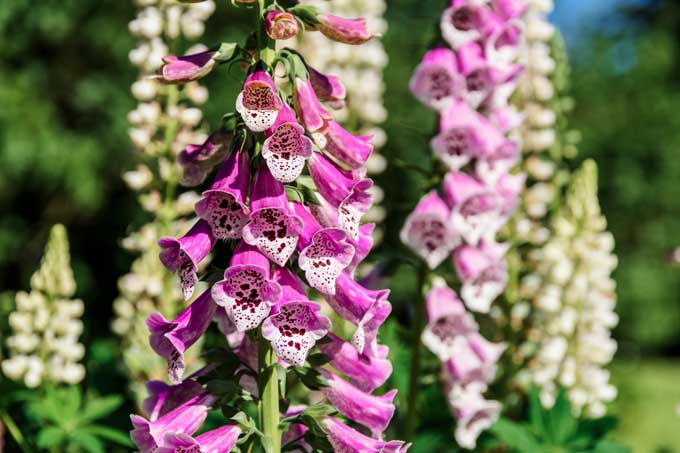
left=1, top=0, right=679, bottom=450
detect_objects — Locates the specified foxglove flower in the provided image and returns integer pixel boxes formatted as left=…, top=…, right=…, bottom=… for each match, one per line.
left=262, top=103, right=313, bottom=183
left=156, top=50, right=217, bottom=83
left=453, top=242, right=508, bottom=313
left=212, top=241, right=281, bottom=332
left=142, top=379, right=206, bottom=421
left=242, top=166, right=303, bottom=266
left=320, top=369, right=397, bottom=437
left=236, top=71, right=283, bottom=132
left=312, top=14, right=373, bottom=45
left=447, top=383, right=501, bottom=449
left=401, top=191, right=459, bottom=270
left=410, top=47, right=464, bottom=111
left=179, top=129, right=232, bottom=186
left=319, top=332, right=392, bottom=392
left=440, top=2, right=489, bottom=50
left=322, top=416, right=410, bottom=453
left=307, top=65, right=346, bottom=108
left=265, top=10, right=299, bottom=40
left=346, top=223, right=376, bottom=273
left=158, top=425, right=241, bottom=453
left=475, top=140, right=520, bottom=185
left=147, top=289, right=217, bottom=383
left=294, top=78, right=333, bottom=133
left=320, top=121, right=374, bottom=169
left=292, top=202, right=354, bottom=295
left=159, top=219, right=216, bottom=300
left=443, top=334, right=505, bottom=384
left=195, top=146, right=250, bottom=239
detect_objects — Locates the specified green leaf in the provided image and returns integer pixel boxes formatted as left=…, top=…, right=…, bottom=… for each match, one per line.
left=80, top=395, right=123, bottom=424
left=302, top=403, right=336, bottom=418
left=36, top=426, right=66, bottom=448
left=83, top=425, right=134, bottom=447
left=62, top=386, right=83, bottom=418
left=287, top=6, right=321, bottom=26
left=547, top=388, right=578, bottom=443
left=528, top=386, right=548, bottom=437
left=214, top=42, right=239, bottom=63
left=306, top=353, right=331, bottom=368
left=285, top=185, right=305, bottom=203
left=71, top=430, right=105, bottom=453
left=489, top=418, right=542, bottom=453
left=293, top=367, right=329, bottom=390
left=592, top=440, right=630, bottom=453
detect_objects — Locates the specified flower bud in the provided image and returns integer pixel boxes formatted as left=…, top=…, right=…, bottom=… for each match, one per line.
left=265, top=10, right=299, bottom=40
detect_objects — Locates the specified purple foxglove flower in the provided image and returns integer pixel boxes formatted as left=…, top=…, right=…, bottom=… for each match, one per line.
left=453, top=242, right=508, bottom=313
left=443, top=172, right=503, bottom=246
left=292, top=202, right=355, bottom=295
left=485, top=15, right=523, bottom=70
left=312, top=14, right=373, bottom=45
left=159, top=220, right=217, bottom=300
left=282, top=406, right=311, bottom=452
left=327, top=273, right=391, bottom=354
left=494, top=172, right=525, bottom=216
left=347, top=223, right=375, bottom=273
left=179, top=129, right=232, bottom=186
left=213, top=307, right=245, bottom=348
left=400, top=191, right=459, bottom=270
left=156, top=50, right=217, bottom=84
left=130, top=392, right=216, bottom=451
left=307, top=152, right=373, bottom=241
left=158, top=425, right=242, bottom=453
left=321, top=416, right=410, bottom=453
left=262, top=103, right=313, bottom=183
left=467, top=332, right=506, bottom=373
left=447, top=384, right=501, bottom=449
left=262, top=300, right=330, bottom=366
left=236, top=71, right=283, bottom=132
left=487, top=105, right=523, bottom=134
left=265, top=10, right=299, bottom=40
left=409, top=47, right=464, bottom=111
left=475, top=140, right=520, bottom=185
left=440, top=2, right=490, bottom=50
left=492, top=0, right=528, bottom=20
left=443, top=333, right=505, bottom=385
left=142, top=379, right=205, bottom=421
left=242, top=166, right=303, bottom=266
left=307, top=65, right=346, bottom=108
left=319, top=333, right=392, bottom=392
left=195, top=147, right=250, bottom=240
left=273, top=266, right=309, bottom=304
left=147, top=289, right=217, bottom=383
left=421, top=279, right=477, bottom=360
left=294, top=78, right=333, bottom=133
left=211, top=241, right=282, bottom=332
left=320, top=369, right=397, bottom=437
left=456, top=42, right=496, bottom=108
left=321, top=121, right=374, bottom=169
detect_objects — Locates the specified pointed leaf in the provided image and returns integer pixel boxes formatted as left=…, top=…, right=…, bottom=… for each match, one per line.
left=80, top=395, right=124, bottom=424
left=489, top=418, right=542, bottom=453
left=36, top=426, right=66, bottom=448
left=547, top=388, right=577, bottom=443
left=71, top=430, right=105, bottom=453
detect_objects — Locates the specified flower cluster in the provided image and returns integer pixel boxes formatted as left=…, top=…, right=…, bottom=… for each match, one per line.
left=114, top=0, right=215, bottom=403
left=130, top=2, right=407, bottom=451
left=294, top=0, right=389, bottom=225
left=401, top=0, right=527, bottom=447
left=521, top=161, right=618, bottom=417
left=2, top=225, right=85, bottom=388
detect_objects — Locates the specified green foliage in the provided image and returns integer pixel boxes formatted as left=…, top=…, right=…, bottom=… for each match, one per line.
left=26, top=386, right=132, bottom=452
left=489, top=388, right=627, bottom=453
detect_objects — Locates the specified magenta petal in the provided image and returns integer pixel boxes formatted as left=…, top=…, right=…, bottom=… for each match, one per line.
left=410, top=47, right=464, bottom=110
left=178, top=130, right=232, bottom=187
left=316, top=14, right=373, bottom=45
left=236, top=71, right=282, bottom=132
left=158, top=424, right=242, bottom=453
left=299, top=228, right=354, bottom=295
left=294, top=78, right=332, bottom=133
left=262, top=109, right=313, bottom=183
left=272, top=266, right=309, bottom=304
left=142, top=379, right=205, bottom=422
left=159, top=50, right=217, bottom=83
left=308, top=65, right=346, bottom=106
left=322, top=121, right=374, bottom=169
left=322, top=417, right=411, bottom=452
left=147, top=289, right=216, bottom=383
left=346, top=223, right=375, bottom=273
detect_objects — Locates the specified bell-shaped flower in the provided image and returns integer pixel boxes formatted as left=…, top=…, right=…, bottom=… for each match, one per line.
left=130, top=391, right=216, bottom=452
left=212, top=241, right=282, bottom=332
left=294, top=78, right=333, bottom=134
left=265, top=10, right=299, bottom=40
left=475, top=140, right=520, bottom=185
left=410, top=48, right=464, bottom=111
left=400, top=191, right=459, bottom=270
left=494, top=172, right=525, bottom=217
left=440, top=2, right=491, bottom=50
left=320, top=121, right=374, bottom=169
left=142, top=379, right=206, bottom=422
left=262, top=298, right=330, bottom=367
left=262, top=103, right=313, bottom=183
left=156, top=50, right=217, bottom=84
left=158, top=425, right=242, bottom=453
left=443, top=172, right=503, bottom=246
left=307, top=152, right=373, bottom=241
left=147, top=289, right=217, bottom=383
left=328, top=273, right=391, bottom=354
left=484, top=13, right=523, bottom=70
left=319, top=333, right=392, bottom=392
left=447, top=384, right=501, bottom=449
left=236, top=71, right=283, bottom=132
left=321, top=416, right=411, bottom=453
left=453, top=242, right=508, bottom=313
left=312, top=14, right=373, bottom=45
left=320, top=369, right=397, bottom=437
left=307, top=65, right=346, bottom=108
left=178, top=130, right=232, bottom=186
left=242, top=166, right=303, bottom=266
left=292, top=202, right=354, bottom=295
left=159, top=220, right=216, bottom=300
left=195, top=147, right=250, bottom=240
left=346, top=223, right=375, bottom=273
left=421, top=278, right=477, bottom=360
left=443, top=333, right=505, bottom=385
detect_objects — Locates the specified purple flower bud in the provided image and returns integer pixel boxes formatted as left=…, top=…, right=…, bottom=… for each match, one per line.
left=319, top=333, right=392, bottom=392
left=159, top=220, right=216, bottom=300
left=236, top=71, right=283, bottom=132
left=179, top=130, right=232, bottom=187
left=453, top=242, right=508, bottom=312
left=319, top=121, right=374, bottom=169
left=157, top=425, right=242, bottom=453
left=294, top=78, right=333, bottom=133
left=211, top=241, right=282, bottom=332
left=320, top=370, right=396, bottom=437
left=156, top=50, right=217, bottom=84
left=262, top=103, right=313, bottom=183
left=195, top=147, right=251, bottom=240
left=242, top=166, right=303, bottom=266
left=321, top=416, right=411, bottom=452
left=142, top=379, right=205, bottom=422
left=410, top=48, right=464, bottom=111
left=307, top=65, right=346, bottom=108
left=313, top=14, right=373, bottom=45
left=265, top=10, right=299, bottom=40
left=400, top=191, right=459, bottom=269
left=147, top=289, right=217, bottom=383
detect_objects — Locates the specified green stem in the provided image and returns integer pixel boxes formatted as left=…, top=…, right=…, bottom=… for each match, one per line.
left=0, top=410, right=30, bottom=452
left=404, top=264, right=428, bottom=442
left=259, top=339, right=281, bottom=453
